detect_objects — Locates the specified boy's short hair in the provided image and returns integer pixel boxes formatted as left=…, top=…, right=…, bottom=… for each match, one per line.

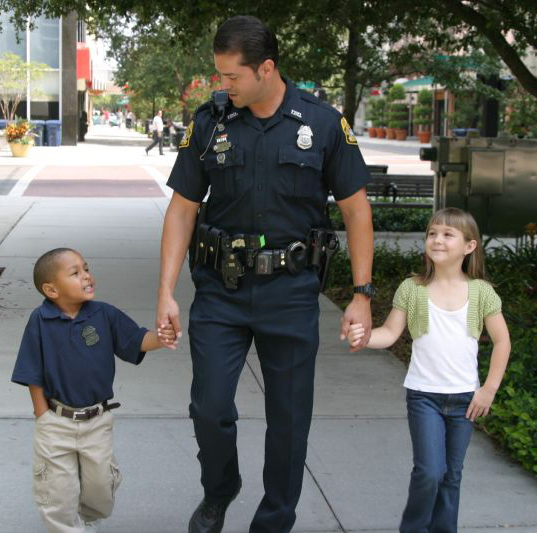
left=33, top=248, right=77, bottom=296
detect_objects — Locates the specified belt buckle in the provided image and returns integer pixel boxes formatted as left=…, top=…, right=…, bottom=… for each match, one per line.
left=73, top=410, right=87, bottom=421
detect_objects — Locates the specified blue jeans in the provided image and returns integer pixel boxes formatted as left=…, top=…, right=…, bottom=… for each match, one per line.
left=400, top=389, right=474, bottom=533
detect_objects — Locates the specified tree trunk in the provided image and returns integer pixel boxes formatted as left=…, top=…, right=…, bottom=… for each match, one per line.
left=343, top=25, right=359, bottom=128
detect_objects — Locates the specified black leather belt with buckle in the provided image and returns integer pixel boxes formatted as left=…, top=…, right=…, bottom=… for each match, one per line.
left=47, top=399, right=120, bottom=421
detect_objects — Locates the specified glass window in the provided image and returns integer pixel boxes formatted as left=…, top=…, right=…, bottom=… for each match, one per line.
left=30, top=101, right=59, bottom=120
left=0, top=12, right=27, bottom=58
left=29, top=16, right=59, bottom=68
left=30, top=70, right=59, bottom=101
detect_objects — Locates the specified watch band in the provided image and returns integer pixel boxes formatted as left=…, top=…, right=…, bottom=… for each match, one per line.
left=353, top=283, right=375, bottom=298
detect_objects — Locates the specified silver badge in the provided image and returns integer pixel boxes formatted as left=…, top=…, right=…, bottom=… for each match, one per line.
left=82, top=325, right=99, bottom=346
left=216, top=152, right=226, bottom=164
left=217, top=123, right=225, bottom=132
left=297, top=125, right=313, bottom=150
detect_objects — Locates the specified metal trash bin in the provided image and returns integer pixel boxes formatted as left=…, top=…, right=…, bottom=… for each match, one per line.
left=45, top=120, right=62, bottom=146
left=31, top=120, right=46, bottom=146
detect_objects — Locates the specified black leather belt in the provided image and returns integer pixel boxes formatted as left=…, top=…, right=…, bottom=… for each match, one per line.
left=47, top=399, right=120, bottom=421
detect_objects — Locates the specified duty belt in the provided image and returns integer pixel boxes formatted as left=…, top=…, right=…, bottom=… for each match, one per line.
left=191, top=224, right=339, bottom=290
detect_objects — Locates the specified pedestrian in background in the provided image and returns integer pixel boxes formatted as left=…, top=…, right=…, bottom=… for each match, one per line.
left=145, top=109, right=164, bottom=155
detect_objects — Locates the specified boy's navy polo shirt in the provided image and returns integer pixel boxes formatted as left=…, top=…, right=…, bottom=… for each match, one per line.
left=12, top=299, right=148, bottom=408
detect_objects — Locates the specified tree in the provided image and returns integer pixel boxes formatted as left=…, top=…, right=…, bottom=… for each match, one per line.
left=0, top=52, right=48, bottom=120
left=2, top=0, right=537, bottom=123
left=109, top=22, right=215, bottom=122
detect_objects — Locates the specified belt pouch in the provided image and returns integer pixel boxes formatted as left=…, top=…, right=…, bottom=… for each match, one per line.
left=197, top=224, right=211, bottom=265
left=208, top=227, right=222, bottom=269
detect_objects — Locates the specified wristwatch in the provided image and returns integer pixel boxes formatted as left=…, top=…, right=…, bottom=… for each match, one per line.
left=353, top=283, right=375, bottom=298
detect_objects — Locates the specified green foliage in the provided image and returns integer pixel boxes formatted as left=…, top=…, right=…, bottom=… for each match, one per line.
left=368, top=97, right=387, bottom=128
left=110, top=23, right=215, bottom=120
left=388, top=103, right=408, bottom=130
left=329, top=204, right=431, bottom=232
left=413, top=89, right=433, bottom=128
left=387, top=83, right=406, bottom=102
left=504, top=82, right=537, bottom=138
left=447, top=91, right=481, bottom=129
left=476, top=238, right=537, bottom=474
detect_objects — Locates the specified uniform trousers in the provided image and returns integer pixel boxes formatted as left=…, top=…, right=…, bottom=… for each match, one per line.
left=188, top=266, right=320, bottom=533
left=33, top=404, right=122, bottom=533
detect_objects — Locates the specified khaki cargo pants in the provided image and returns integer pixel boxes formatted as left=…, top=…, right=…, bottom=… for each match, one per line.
left=33, top=405, right=122, bottom=533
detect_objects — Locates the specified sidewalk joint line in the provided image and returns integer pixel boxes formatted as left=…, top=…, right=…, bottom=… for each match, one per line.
left=0, top=201, right=34, bottom=247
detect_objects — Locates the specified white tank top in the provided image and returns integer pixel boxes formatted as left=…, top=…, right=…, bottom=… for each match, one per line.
left=404, top=299, right=479, bottom=393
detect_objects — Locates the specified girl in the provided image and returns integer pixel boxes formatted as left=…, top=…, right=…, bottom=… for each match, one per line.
left=347, top=207, right=510, bottom=532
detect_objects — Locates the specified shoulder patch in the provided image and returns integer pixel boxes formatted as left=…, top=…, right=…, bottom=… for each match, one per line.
left=179, top=120, right=194, bottom=149
left=341, top=117, right=358, bottom=145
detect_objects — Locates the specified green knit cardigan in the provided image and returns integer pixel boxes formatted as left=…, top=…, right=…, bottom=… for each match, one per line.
left=393, top=277, right=502, bottom=340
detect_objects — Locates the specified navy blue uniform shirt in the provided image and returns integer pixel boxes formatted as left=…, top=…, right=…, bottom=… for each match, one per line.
left=11, top=299, right=148, bottom=408
left=167, top=78, right=371, bottom=248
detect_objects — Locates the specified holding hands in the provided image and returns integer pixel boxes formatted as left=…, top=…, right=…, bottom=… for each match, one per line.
left=346, top=323, right=366, bottom=350
left=157, top=322, right=179, bottom=349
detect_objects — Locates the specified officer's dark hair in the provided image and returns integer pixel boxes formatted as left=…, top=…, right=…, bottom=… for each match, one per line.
left=33, top=248, right=78, bottom=296
left=213, top=16, right=279, bottom=71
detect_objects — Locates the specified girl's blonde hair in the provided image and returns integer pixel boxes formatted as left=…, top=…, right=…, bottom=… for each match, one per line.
left=416, top=207, right=486, bottom=285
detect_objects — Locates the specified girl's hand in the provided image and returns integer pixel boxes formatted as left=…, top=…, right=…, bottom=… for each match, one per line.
left=466, top=386, right=496, bottom=421
left=347, top=323, right=365, bottom=350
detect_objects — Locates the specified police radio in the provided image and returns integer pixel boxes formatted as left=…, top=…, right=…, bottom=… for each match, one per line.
left=199, top=90, right=231, bottom=161
left=211, top=90, right=231, bottom=122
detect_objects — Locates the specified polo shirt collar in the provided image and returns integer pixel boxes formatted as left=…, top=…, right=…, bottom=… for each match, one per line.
left=39, top=299, right=100, bottom=322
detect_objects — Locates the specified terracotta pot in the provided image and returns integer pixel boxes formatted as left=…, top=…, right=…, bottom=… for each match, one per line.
left=386, top=127, right=396, bottom=139
left=8, top=141, right=33, bottom=157
left=375, top=127, right=386, bottom=139
left=395, top=129, right=407, bottom=141
left=417, top=131, right=432, bottom=144
left=368, top=127, right=377, bottom=138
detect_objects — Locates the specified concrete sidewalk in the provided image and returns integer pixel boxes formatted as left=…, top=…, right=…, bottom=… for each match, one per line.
left=0, top=131, right=536, bottom=532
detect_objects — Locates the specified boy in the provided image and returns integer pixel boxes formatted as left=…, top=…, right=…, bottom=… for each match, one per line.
left=11, top=248, right=176, bottom=533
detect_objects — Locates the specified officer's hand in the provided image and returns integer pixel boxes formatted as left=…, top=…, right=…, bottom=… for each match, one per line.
left=340, top=295, right=372, bottom=352
left=157, top=295, right=182, bottom=344
left=157, top=322, right=178, bottom=350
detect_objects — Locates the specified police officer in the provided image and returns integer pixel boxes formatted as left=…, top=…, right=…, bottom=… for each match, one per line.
left=157, top=16, right=374, bottom=533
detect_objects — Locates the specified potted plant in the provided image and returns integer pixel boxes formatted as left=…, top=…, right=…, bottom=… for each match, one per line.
left=6, top=118, right=35, bottom=157
left=386, top=84, right=406, bottom=139
left=366, top=99, right=377, bottom=137
left=414, top=89, right=433, bottom=143
left=374, top=97, right=387, bottom=138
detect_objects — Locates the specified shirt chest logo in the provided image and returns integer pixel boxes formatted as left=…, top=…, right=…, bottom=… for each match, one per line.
left=82, top=325, right=100, bottom=346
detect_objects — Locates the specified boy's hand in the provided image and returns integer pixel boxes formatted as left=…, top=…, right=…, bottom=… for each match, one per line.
left=347, top=323, right=365, bottom=351
left=466, top=386, right=496, bottom=421
left=157, top=322, right=178, bottom=349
